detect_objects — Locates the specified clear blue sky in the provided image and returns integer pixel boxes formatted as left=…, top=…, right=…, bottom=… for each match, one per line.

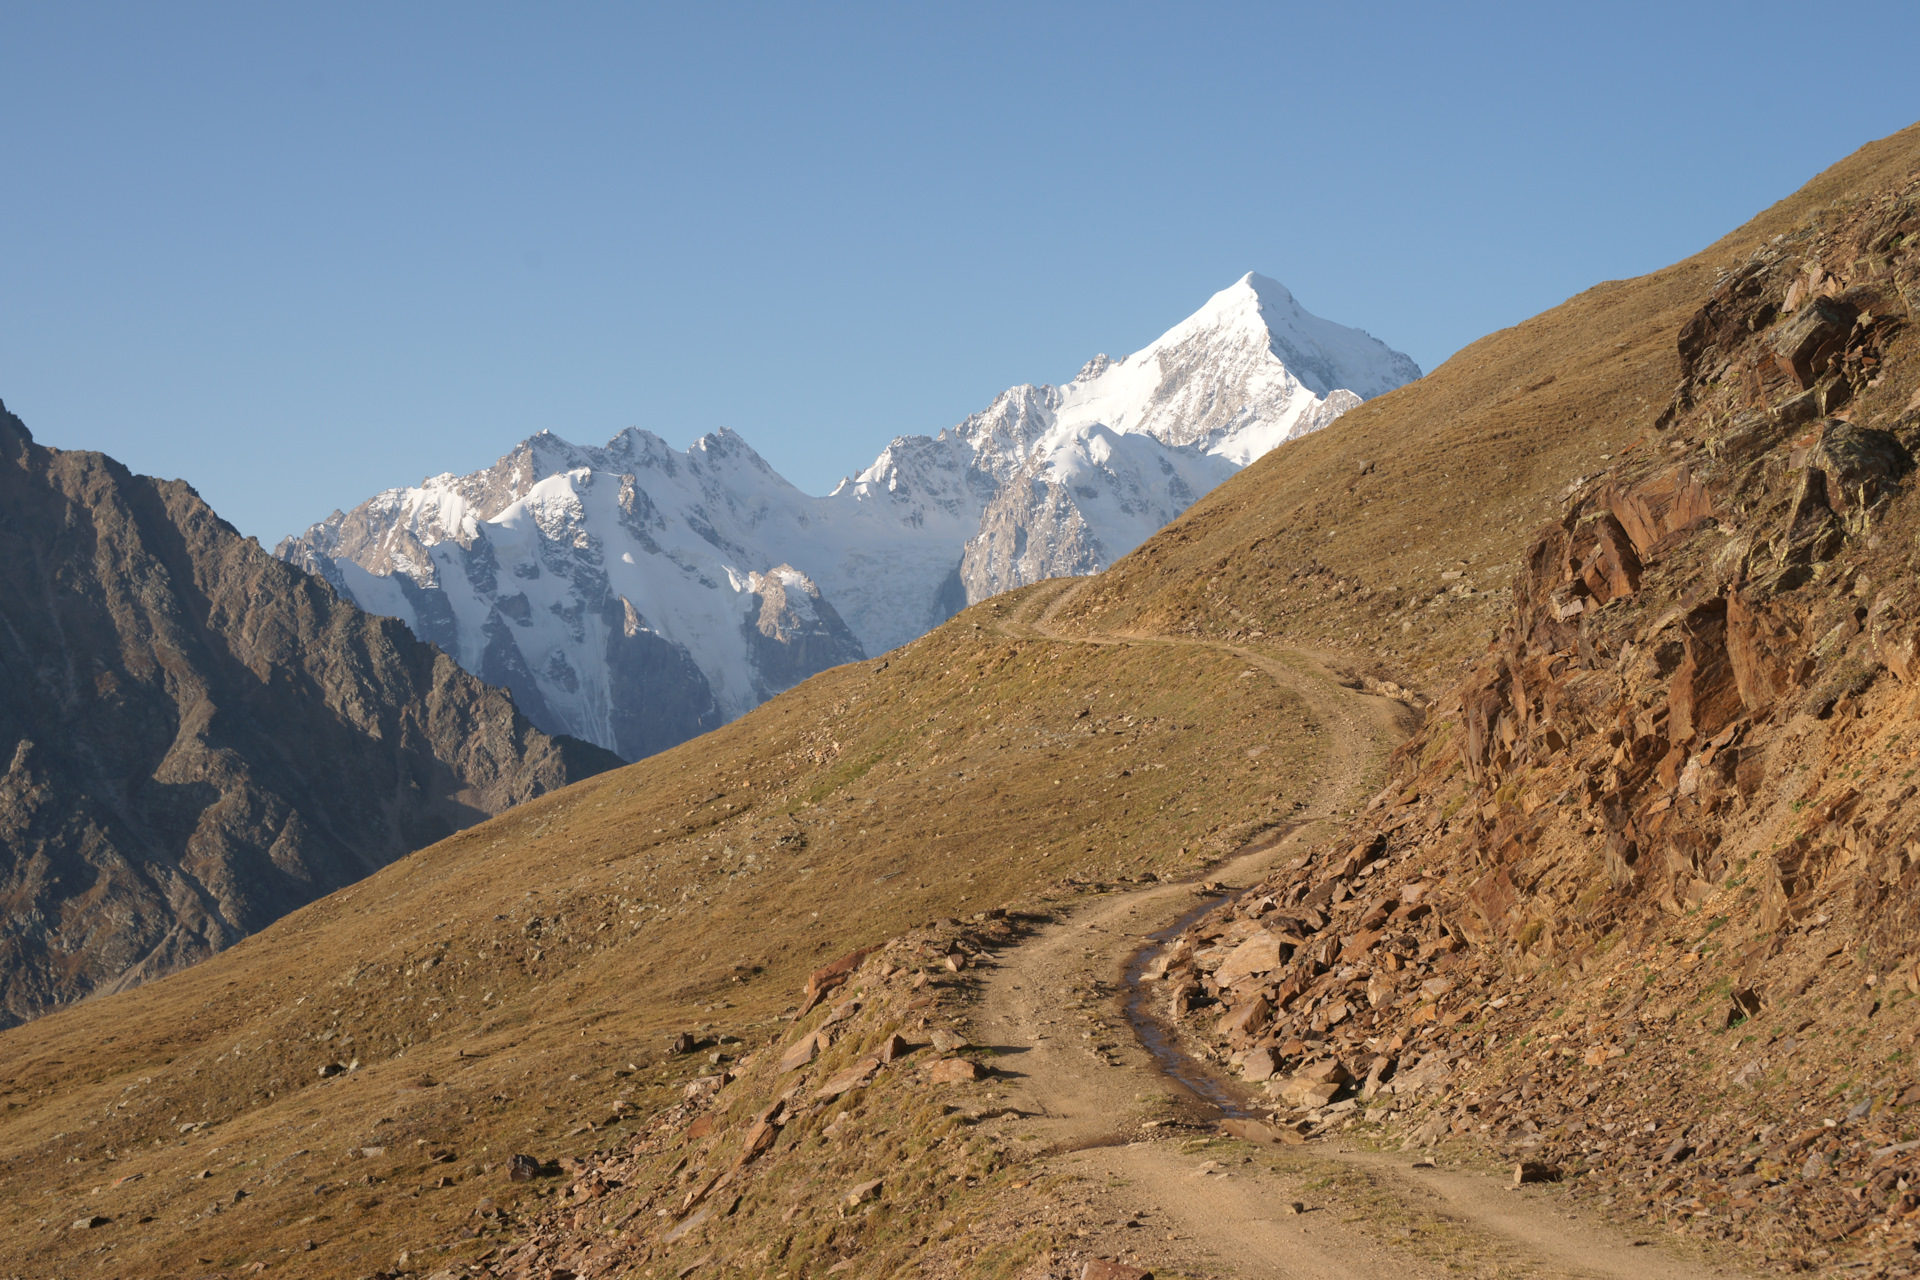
left=3, top=3, right=1916, bottom=544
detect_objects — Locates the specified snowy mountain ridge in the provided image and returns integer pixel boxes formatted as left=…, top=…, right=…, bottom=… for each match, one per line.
left=279, top=274, right=1419, bottom=759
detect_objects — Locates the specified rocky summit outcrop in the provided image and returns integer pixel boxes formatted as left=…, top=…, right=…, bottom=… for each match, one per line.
left=1157, top=176, right=1920, bottom=1270
left=0, top=403, right=619, bottom=1026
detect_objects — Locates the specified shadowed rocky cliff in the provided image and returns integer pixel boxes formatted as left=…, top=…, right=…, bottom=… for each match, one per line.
left=0, top=402, right=620, bottom=1026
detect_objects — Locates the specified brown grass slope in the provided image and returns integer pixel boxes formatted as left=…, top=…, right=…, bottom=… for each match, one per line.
left=6, top=124, right=1919, bottom=1280
left=0, top=585, right=1349, bottom=1279
left=1060, top=124, right=1920, bottom=691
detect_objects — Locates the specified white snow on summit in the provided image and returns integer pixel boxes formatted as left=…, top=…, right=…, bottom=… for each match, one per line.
left=1051, top=273, right=1419, bottom=463
left=280, top=275, right=1418, bottom=759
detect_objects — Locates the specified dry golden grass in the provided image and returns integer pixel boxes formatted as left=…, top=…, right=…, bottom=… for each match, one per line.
left=7, top=120, right=1918, bottom=1280
left=0, top=584, right=1336, bottom=1279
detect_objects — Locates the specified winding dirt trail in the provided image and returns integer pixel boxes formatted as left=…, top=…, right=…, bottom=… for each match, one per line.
left=963, top=581, right=1746, bottom=1279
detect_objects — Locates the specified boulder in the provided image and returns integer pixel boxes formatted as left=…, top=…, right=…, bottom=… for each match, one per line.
left=1082, top=1262, right=1153, bottom=1280
left=734, top=1119, right=779, bottom=1167
left=820, top=999, right=861, bottom=1027
left=778, top=1030, right=825, bottom=1073
left=1577, top=514, right=1642, bottom=603
left=800, top=947, right=877, bottom=1014
left=814, top=1057, right=881, bottom=1100
left=1213, top=995, right=1270, bottom=1040
left=662, top=1204, right=710, bottom=1245
left=1219, top=1117, right=1304, bottom=1146
left=1277, top=1059, right=1350, bottom=1107
left=1214, top=932, right=1286, bottom=986
left=1365, top=971, right=1396, bottom=1008
left=1726, top=590, right=1800, bottom=711
left=1667, top=602, right=1742, bottom=745
left=1603, top=465, right=1715, bottom=560
left=1770, top=295, right=1856, bottom=386
left=926, top=1057, right=985, bottom=1084
left=1807, top=421, right=1914, bottom=521
left=1359, top=1055, right=1397, bottom=1100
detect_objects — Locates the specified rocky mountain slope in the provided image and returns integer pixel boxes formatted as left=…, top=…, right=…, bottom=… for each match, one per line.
left=0, top=404, right=619, bottom=1026
left=8, top=123, right=1918, bottom=1280
left=280, top=274, right=1417, bottom=760
left=1154, top=153, right=1920, bottom=1272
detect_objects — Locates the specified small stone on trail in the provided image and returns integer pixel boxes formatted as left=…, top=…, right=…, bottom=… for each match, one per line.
left=1219, top=1117, right=1305, bottom=1146
left=1081, top=1261, right=1153, bottom=1280
left=1286, top=1201, right=1306, bottom=1215
left=926, top=1057, right=984, bottom=1084
left=1512, top=1161, right=1560, bottom=1186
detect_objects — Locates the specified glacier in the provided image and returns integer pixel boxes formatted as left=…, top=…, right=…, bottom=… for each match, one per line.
left=279, top=273, right=1419, bottom=760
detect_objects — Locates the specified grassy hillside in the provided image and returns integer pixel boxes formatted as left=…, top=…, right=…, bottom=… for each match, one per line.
left=0, top=585, right=1360, bottom=1279
left=5, top=122, right=1917, bottom=1280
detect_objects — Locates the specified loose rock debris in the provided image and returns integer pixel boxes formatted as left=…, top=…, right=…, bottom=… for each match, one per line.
left=1153, top=175, right=1920, bottom=1278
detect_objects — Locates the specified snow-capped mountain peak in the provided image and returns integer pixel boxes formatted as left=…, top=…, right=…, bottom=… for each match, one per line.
left=281, top=274, right=1418, bottom=760
left=1044, top=271, right=1421, bottom=465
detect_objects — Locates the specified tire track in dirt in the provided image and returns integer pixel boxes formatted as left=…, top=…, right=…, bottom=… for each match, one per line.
left=962, top=579, right=1743, bottom=1278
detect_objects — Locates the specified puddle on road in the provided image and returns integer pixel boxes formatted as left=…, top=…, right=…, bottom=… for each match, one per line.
left=1119, top=826, right=1301, bottom=1122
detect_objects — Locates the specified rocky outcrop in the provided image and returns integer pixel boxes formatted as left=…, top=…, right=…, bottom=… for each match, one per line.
left=603, top=596, right=725, bottom=761
left=0, top=404, right=619, bottom=1025
left=740, top=567, right=866, bottom=705
left=960, top=475, right=1103, bottom=599
left=1160, top=175, right=1920, bottom=1268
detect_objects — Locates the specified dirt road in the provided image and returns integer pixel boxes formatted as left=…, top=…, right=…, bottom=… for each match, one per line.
left=963, top=582, right=1745, bottom=1278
